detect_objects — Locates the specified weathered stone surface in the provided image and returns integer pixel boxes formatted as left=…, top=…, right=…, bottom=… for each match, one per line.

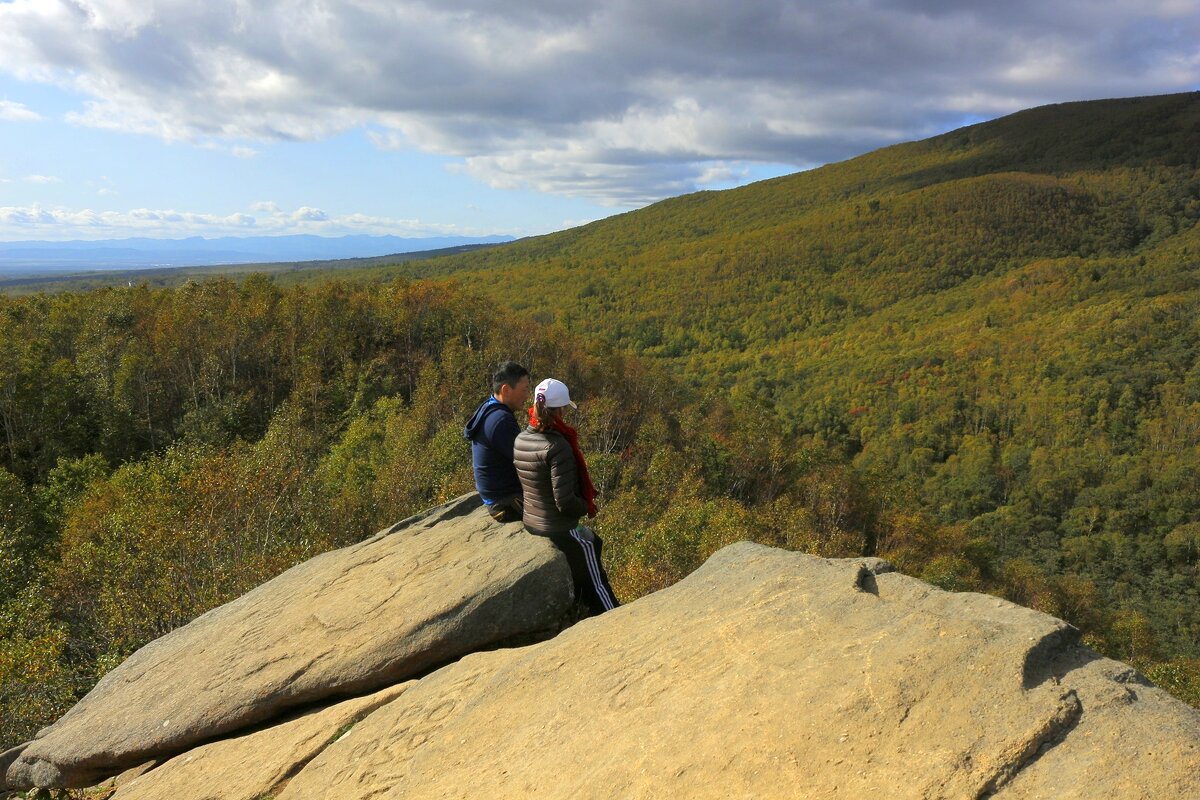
left=0, top=743, right=27, bottom=792
left=111, top=761, right=158, bottom=788
left=8, top=494, right=573, bottom=789
left=88, top=760, right=159, bottom=795
left=277, top=543, right=1200, bottom=799
left=111, top=683, right=410, bottom=800
left=995, top=654, right=1200, bottom=798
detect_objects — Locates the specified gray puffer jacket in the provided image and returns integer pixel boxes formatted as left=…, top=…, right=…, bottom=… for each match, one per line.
left=513, top=426, right=587, bottom=534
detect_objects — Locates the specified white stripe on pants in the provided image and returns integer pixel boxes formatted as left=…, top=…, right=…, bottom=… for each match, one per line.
left=570, top=526, right=617, bottom=611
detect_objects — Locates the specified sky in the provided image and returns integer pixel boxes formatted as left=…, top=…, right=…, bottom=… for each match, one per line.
left=0, top=0, right=1197, bottom=242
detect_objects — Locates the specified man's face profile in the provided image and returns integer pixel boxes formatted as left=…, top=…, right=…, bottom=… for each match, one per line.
left=498, top=375, right=531, bottom=412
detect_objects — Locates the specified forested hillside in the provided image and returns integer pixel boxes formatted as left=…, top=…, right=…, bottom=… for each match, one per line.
left=3, top=93, right=1200, bottom=752
left=380, top=92, right=1200, bottom=672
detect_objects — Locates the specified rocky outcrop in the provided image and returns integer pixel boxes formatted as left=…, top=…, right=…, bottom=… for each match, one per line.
left=110, top=683, right=411, bottom=800
left=8, top=505, right=1200, bottom=797
left=6, top=494, right=573, bottom=790
left=991, top=653, right=1200, bottom=798
left=276, top=543, right=1200, bottom=799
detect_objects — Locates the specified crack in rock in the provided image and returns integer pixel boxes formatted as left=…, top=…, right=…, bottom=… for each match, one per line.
left=976, top=689, right=1084, bottom=798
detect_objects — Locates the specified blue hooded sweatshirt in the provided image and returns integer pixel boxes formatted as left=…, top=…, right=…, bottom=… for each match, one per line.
left=464, top=397, right=522, bottom=504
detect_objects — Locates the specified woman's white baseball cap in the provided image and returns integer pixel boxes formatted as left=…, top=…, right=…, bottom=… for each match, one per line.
left=534, top=378, right=577, bottom=409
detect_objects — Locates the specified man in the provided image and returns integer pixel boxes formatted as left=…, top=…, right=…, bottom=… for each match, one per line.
left=464, top=361, right=530, bottom=522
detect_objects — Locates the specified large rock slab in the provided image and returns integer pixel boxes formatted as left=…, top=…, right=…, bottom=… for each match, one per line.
left=994, top=653, right=1200, bottom=797
left=8, top=494, right=573, bottom=789
left=111, top=683, right=411, bottom=800
left=278, top=542, right=1200, bottom=799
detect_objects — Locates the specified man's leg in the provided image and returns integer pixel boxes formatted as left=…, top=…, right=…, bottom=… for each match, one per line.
left=487, top=495, right=524, bottom=523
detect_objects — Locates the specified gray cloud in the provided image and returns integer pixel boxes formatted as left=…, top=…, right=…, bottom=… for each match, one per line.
left=1, top=0, right=1197, bottom=205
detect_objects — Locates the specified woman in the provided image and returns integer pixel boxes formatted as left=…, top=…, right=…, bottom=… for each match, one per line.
left=513, top=377, right=620, bottom=615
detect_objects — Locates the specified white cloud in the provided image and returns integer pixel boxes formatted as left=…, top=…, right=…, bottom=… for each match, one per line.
left=1, top=174, right=64, bottom=184
left=367, top=129, right=406, bottom=151
left=560, top=216, right=605, bottom=230
left=0, top=1, right=1197, bottom=205
left=291, top=206, right=328, bottom=222
left=695, top=164, right=751, bottom=186
left=197, top=140, right=262, bottom=158
left=0, top=202, right=508, bottom=239
left=0, top=99, right=41, bottom=121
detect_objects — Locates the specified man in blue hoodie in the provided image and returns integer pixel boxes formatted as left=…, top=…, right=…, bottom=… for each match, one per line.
left=464, top=361, right=531, bottom=522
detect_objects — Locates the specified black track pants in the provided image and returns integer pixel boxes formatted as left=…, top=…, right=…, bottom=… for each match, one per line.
left=529, top=525, right=620, bottom=615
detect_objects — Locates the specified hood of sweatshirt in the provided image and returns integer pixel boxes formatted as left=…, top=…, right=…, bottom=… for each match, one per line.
left=464, top=396, right=506, bottom=442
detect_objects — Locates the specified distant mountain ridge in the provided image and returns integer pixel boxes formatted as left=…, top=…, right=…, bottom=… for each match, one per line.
left=0, top=234, right=515, bottom=273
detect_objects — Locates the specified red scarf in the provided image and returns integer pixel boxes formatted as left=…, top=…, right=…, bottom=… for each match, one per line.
left=528, top=407, right=598, bottom=517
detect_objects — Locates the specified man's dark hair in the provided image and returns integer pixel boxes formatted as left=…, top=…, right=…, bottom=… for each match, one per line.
left=492, top=361, right=530, bottom=394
